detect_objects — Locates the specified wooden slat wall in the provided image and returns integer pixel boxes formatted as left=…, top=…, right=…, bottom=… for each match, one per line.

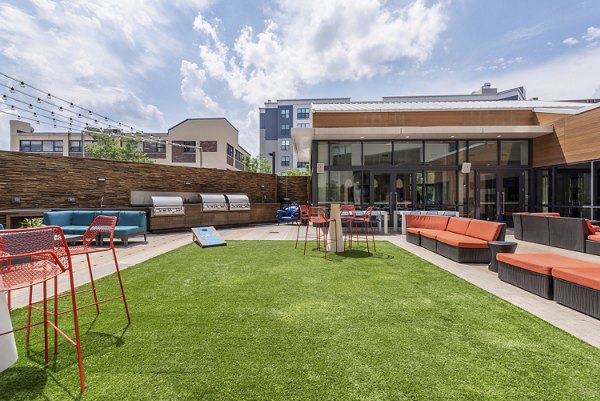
left=533, top=107, right=600, bottom=167
left=313, top=110, right=536, bottom=128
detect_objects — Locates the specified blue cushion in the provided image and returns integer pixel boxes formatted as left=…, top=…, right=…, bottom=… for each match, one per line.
left=71, top=211, right=96, bottom=226
left=113, top=226, right=145, bottom=236
left=118, top=212, right=145, bottom=228
left=60, top=225, right=89, bottom=235
left=97, top=211, right=120, bottom=220
left=43, top=211, right=73, bottom=227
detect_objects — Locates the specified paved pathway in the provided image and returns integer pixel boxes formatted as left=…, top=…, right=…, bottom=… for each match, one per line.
left=7, top=223, right=600, bottom=349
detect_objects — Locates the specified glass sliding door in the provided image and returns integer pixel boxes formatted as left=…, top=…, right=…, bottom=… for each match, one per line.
left=478, top=172, right=497, bottom=221
left=477, top=171, right=526, bottom=225
left=500, top=172, right=522, bottom=226
left=372, top=173, right=391, bottom=212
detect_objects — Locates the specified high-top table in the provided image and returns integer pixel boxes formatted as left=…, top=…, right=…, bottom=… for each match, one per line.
left=0, top=292, right=18, bottom=372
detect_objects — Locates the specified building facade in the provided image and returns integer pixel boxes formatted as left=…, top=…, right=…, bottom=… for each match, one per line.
left=292, top=98, right=600, bottom=226
left=10, top=118, right=249, bottom=171
left=259, top=84, right=525, bottom=174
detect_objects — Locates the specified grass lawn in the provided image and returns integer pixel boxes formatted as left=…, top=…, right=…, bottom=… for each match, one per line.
left=2, top=240, right=600, bottom=400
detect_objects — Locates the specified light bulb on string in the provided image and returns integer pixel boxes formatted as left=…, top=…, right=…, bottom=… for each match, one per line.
left=51, top=111, right=54, bottom=116
left=17, top=114, right=21, bottom=120
left=10, top=105, right=14, bottom=110
left=69, top=102, right=74, bottom=108
left=104, top=117, right=108, bottom=122
left=37, top=98, right=41, bottom=104
left=88, top=110, right=92, bottom=115
left=19, top=81, right=25, bottom=88
left=10, top=87, right=15, bottom=93
left=36, top=120, right=40, bottom=125
left=47, top=93, right=51, bottom=99
left=33, top=112, right=37, bottom=117
left=2, top=95, right=6, bottom=100
left=28, top=104, right=33, bottom=110
left=59, top=107, right=63, bottom=112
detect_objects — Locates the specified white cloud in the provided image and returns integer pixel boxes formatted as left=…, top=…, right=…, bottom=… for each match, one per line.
left=474, top=56, right=523, bottom=72
left=583, top=26, right=600, bottom=41
left=180, top=60, right=221, bottom=115
left=563, top=37, right=579, bottom=45
left=0, top=0, right=192, bottom=149
left=190, top=0, right=448, bottom=106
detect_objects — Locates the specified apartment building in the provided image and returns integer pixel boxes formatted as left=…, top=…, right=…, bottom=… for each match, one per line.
left=10, top=118, right=249, bottom=171
left=259, top=84, right=525, bottom=174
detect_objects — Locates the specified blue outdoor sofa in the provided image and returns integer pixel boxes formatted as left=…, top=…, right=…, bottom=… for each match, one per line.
left=43, top=210, right=147, bottom=246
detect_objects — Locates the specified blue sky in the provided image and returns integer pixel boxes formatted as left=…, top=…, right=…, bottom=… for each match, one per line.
left=1, top=0, right=599, bottom=155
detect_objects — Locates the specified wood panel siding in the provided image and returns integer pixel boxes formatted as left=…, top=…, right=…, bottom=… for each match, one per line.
left=313, top=110, right=536, bottom=128
left=533, top=107, right=600, bottom=167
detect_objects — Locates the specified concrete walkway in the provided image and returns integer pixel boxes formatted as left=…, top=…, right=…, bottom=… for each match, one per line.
left=7, top=223, right=600, bottom=349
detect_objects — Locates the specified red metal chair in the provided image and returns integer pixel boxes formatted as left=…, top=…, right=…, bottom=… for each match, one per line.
left=295, top=204, right=310, bottom=248
left=0, top=226, right=86, bottom=392
left=64, top=215, right=131, bottom=323
left=24, top=215, right=131, bottom=357
left=340, top=204, right=356, bottom=251
left=303, top=207, right=338, bottom=257
left=351, top=206, right=376, bottom=255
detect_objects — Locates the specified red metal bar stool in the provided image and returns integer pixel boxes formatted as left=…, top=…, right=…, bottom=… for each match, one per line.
left=0, top=226, right=86, bottom=392
left=340, top=204, right=356, bottom=251
left=295, top=204, right=310, bottom=249
left=24, top=215, right=131, bottom=358
left=303, top=207, right=338, bottom=257
left=351, top=206, right=376, bottom=255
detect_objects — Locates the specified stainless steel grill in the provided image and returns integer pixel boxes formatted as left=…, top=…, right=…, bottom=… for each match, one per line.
left=199, top=194, right=228, bottom=212
left=151, top=196, right=185, bottom=216
left=225, top=194, right=251, bottom=211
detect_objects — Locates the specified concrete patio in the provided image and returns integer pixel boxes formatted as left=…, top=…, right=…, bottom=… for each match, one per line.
left=7, top=223, right=600, bottom=350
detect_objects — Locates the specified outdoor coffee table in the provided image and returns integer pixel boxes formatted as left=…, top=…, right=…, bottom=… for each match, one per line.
left=488, top=241, right=518, bottom=273
left=0, top=292, right=18, bottom=372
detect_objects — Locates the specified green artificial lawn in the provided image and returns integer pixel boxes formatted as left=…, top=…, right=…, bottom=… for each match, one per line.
left=2, top=240, right=600, bottom=400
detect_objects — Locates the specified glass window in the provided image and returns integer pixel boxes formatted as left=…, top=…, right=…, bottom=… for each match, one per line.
left=183, top=141, right=196, bottom=153
left=297, top=108, right=310, bottom=119
left=328, top=171, right=362, bottom=205
left=30, top=140, right=42, bottom=152
left=317, top=142, right=328, bottom=164
left=329, top=142, right=361, bottom=166
left=556, top=163, right=591, bottom=210
left=363, top=141, right=392, bottom=165
left=281, top=140, right=290, bottom=151
left=227, top=143, right=234, bottom=157
left=393, top=141, right=422, bottom=165
left=317, top=172, right=328, bottom=205
left=425, top=141, right=457, bottom=165
left=468, top=141, right=498, bottom=165
left=297, top=123, right=310, bottom=128
left=297, top=161, right=309, bottom=168
left=53, top=140, right=63, bottom=152
left=457, top=141, right=468, bottom=164
left=280, top=109, right=289, bottom=119
left=281, top=156, right=290, bottom=166
left=500, top=140, right=529, bottom=165
left=423, top=171, right=458, bottom=209
left=280, top=124, right=290, bottom=135
left=19, top=140, right=31, bottom=152
left=69, top=140, right=81, bottom=152
left=42, top=141, right=54, bottom=152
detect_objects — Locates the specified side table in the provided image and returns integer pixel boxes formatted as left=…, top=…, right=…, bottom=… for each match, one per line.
left=488, top=241, right=518, bottom=272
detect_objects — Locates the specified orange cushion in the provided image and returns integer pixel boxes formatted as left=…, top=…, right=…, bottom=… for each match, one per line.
left=419, top=229, right=445, bottom=240
left=588, top=234, right=600, bottom=242
left=465, top=220, right=502, bottom=242
left=585, top=219, right=598, bottom=235
left=529, top=212, right=560, bottom=216
left=436, top=231, right=488, bottom=248
left=553, top=267, right=600, bottom=291
left=405, top=215, right=450, bottom=230
left=496, top=253, right=600, bottom=276
left=446, top=217, right=471, bottom=235
left=407, top=227, right=422, bottom=235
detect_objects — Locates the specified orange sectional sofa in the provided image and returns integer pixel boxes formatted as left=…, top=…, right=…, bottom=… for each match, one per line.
left=406, top=215, right=506, bottom=263
left=497, top=253, right=600, bottom=319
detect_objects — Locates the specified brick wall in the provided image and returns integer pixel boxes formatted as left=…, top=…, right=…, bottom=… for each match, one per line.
left=0, top=151, right=309, bottom=222
left=199, top=141, right=217, bottom=152
left=171, top=141, right=196, bottom=163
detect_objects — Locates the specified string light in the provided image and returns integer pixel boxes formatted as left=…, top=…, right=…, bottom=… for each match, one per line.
left=19, top=81, right=25, bottom=88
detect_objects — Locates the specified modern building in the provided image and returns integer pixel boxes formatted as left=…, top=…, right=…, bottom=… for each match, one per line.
left=259, top=84, right=525, bottom=174
left=10, top=118, right=249, bottom=171
left=292, top=97, right=600, bottom=226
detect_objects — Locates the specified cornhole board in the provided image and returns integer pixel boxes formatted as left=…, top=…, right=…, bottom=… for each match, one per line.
left=191, top=226, right=226, bottom=247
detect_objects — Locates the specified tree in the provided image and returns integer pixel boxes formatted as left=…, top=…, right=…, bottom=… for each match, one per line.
left=84, top=130, right=152, bottom=163
left=282, top=166, right=310, bottom=176
left=243, top=155, right=272, bottom=174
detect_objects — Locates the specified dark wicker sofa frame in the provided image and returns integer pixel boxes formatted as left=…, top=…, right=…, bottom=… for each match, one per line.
left=554, top=278, right=600, bottom=319
left=498, top=261, right=553, bottom=299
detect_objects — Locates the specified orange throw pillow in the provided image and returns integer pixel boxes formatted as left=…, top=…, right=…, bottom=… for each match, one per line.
left=585, top=219, right=597, bottom=235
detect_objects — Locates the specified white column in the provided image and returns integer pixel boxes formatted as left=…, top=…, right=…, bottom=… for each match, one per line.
left=328, top=203, right=344, bottom=253
left=0, top=292, right=18, bottom=372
